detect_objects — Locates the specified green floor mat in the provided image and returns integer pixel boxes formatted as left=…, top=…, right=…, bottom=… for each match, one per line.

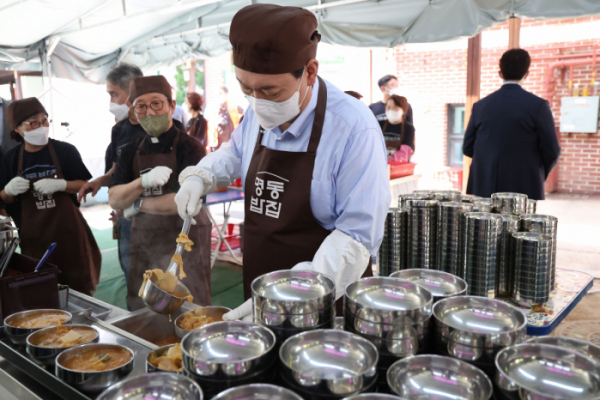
left=212, top=284, right=245, bottom=309
left=211, top=264, right=243, bottom=295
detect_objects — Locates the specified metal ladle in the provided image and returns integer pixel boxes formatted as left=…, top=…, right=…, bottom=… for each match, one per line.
left=142, top=216, right=194, bottom=314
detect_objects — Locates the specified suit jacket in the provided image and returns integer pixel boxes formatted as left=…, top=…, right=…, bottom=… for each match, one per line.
left=1, top=98, right=18, bottom=156
left=463, top=84, right=560, bottom=200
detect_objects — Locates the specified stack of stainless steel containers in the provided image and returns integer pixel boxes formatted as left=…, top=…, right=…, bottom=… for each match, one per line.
left=430, top=190, right=462, bottom=202
left=471, top=198, right=493, bottom=212
left=510, top=232, right=554, bottom=303
left=463, top=213, right=502, bottom=298
left=497, top=214, right=521, bottom=296
left=398, top=192, right=430, bottom=208
left=491, top=192, right=528, bottom=215
left=251, top=270, right=335, bottom=344
left=377, top=208, right=407, bottom=276
left=406, top=199, right=439, bottom=269
left=437, top=202, right=473, bottom=276
left=521, top=214, right=558, bottom=292
left=526, top=199, right=537, bottom=214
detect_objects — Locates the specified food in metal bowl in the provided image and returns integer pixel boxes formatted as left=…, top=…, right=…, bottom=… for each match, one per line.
left=29, top=324, right=98, bottom=348
left=61, top=346, right=133, bottom=372
left=178, top=309, right=216, bottom=330
left=148, top=343, right=183, bottom=372
left=8, top=311, right=70, bottom=329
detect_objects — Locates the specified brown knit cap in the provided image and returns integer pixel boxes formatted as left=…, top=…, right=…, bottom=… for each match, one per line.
left=230, top=4, right=321, bottom=75
left=6, top=97, right=47, bottom=134
left=128, top=75, right=171, bottom=103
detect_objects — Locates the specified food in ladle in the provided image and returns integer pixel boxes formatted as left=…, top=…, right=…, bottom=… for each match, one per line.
left=31, top=324, right=97, bottom=348
left=148, top=343, right=183, bottom=371
left=10, top=311, right=70, bottom=329
left=61, top=347, right=132, bottom=372
left=178, top=308, right=221, bottom=331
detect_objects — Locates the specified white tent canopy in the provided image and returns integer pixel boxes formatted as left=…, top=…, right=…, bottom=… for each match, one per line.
left=1, top=0, right=600, bottom=83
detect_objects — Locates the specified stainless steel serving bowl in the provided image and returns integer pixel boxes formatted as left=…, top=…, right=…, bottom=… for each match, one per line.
left=55, top=343, right=135, bottom=393
left=4, top=309, right=72, bottom=346
left=212, top=384, right=303, bottom=400
left=26, top=324, right=99, bottom=366
left=146, top=344, right=184, bottom=374
left=390, top=269, right=467, bottom=302
left=96, top=372, right=203, bottom=400
left=182, top=321, right=276, bottom=379
left=526, top=336, right=600, bottom=363
left=387, top=355, right=492, bottom=400
left=433, top=296, right=526, bottom=364
left=343, top=395, right=406, bottom=400
left=175, top=306, right=231, bottom=338
left=142, top=277, right=192, bottom=315
left=279, top=330, right=378, bottom=397
left=495, top=344, right=600, bottom=400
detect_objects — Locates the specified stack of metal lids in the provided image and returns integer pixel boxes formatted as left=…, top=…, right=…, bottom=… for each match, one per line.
left=437, top=202, right=474, bottom=276
left=399, top=193, right=430, bottom=208
left=520, top=214, right=558, bottom=291
left=491, top=192, right=528, bottom=215
left=377, top=208, right=408, bottom=276
left=406, top=199, right=439, bottom=269
left=471, top=198, right=493, bottom=212
left=526, top=200, right=537, bottom=214
left=463, top=213, right=502, bottom=298
left=498, top=214, right=521, bottom=297
left=430, top=190, right=462, bottom=202
left=511, top=232, right=554, bottom=304
left=461, top=194, right=481, bottom=203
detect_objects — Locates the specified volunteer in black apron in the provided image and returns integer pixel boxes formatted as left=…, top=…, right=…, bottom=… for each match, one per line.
left=108, top=76, right=211, bottom=310
left=174, top=4, right=391, bottom=320
left=0, top=98, right=101, bottom=295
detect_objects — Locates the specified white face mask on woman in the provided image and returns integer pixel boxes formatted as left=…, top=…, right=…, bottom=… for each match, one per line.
left=21, top=125, right=50, bottom=146
left=246, top=69, right=310, bottom=130
left=386, top=109, right=404, bottom=124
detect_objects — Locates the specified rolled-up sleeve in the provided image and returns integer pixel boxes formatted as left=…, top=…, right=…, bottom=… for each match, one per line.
left=333, top=127, right=391, bottom=255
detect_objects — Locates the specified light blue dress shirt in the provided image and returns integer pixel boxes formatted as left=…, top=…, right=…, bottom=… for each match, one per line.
left=200, top=78, right=391, bottom=255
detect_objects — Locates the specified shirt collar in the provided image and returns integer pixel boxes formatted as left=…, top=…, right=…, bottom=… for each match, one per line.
left=269, top=78, right=319, bottom=138
left=503, top=81, right=522, bottom=87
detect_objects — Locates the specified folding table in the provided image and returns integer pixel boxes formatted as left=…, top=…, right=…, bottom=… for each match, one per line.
left=205, top=189, right=245, bottom=267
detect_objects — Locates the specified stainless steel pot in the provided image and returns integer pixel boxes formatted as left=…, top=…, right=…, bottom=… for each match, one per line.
left=4, top=309, right=72, bottom=346
left=96, top=372, right=203, bottom=400
left=390, top=269, right=467, bottom=302
left=212, top=383, right=303, bottom=400
left=26, top=324, right=99, bottom=366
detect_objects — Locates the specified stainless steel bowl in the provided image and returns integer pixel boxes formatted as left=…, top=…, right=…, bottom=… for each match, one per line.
left=345, top=277, right=433, bottom=325
left=142, top=277, right=192, bottom=315
left=526, top=336, right=600, bottom=363
left=279, top=330, right=378, bottom=397
left=182, top=321, right=276, bottom=379
left=387, top=355, right=492, bottom=400
left=212, top=383, right=303, bottom=400
left=26, top=324, right=99, bottom=366
left=4, top=309, right=72, bottom=346
left=146, top=344, right=184, bottom=374
left=96, top=372, right=203, bottom=400
left=55, top=343, right=135, bottom=393
left=495, top=344, right=600, bottom=400
left=344, top=395, right=405, bottom=400
left=390, top=270, right=467, bottom=302
left=175, top=306, right=231, bottom=338
left=433, top=296, right=527, bottom=364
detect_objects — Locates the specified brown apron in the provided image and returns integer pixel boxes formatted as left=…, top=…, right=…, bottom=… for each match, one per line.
left=127, top=132, right=211, bottom=310
left=18, top=141, right=101, bottom=295
left=243, top=77, right=371, bottom=315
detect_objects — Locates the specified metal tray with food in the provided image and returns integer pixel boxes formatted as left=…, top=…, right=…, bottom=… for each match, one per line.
left=0, top=314, right=153, bottom=400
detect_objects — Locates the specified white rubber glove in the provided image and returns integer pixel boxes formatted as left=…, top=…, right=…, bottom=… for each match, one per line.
left=222, top=299, right=253, bottom=322
left=175, top=176, right=209, bottom=224
left=141, top=166, right=172, bottom=189
left=123, top=204, right=140, bottom=221
left=292, top=229, right=370, bottom=300
left=4, top=177, right=30, bottom=197
left=33, top=179, right=67, bottom=195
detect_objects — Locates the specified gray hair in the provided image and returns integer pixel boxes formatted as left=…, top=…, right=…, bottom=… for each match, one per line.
left=106, top=63, right=143, bottom=93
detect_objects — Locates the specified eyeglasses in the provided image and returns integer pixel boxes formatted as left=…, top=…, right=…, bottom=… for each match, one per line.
left=22, top=118, right=50, bottom=130
left=134, top=101, right=168, bottom=114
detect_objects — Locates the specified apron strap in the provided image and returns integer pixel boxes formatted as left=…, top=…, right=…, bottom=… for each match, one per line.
left=17, top=144, right=24, bottom=177
left=46, top=141, right=64, bottom=179
left=170, top=130, right=180, bottom=155
left=307, top=76, right=328, bottom=154
left=134, top=136, right=148, bottom=178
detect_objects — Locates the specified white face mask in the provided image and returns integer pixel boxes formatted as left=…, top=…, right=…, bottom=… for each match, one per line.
left=22, top=126, right=50, bottom=146
left=388, top=88, right=401, bottom=96
left=246, top=69, right=310, bottom=130
left=386, top=109, right=404, bottom=124
left=109, top=102, right=130, bottom=121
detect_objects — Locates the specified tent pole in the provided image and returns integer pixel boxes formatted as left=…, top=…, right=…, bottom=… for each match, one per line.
left=462, top=33, right=481, bottom=194
left=13, top=71, right=23, bottom=100
left=508, top=16, right=521, bottom=49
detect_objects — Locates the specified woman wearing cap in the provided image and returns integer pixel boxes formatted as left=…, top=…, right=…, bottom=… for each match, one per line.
left=175, top=4, right=391, bottom=321
left=0, top=98, right=101, bottom=295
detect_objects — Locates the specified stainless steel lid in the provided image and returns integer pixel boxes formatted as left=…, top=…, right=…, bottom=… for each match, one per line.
left=526, top=336, right=600, bottom=363
left=390, top=269, right=467, bottom=299
left=212, top=384, right=303, bottom=400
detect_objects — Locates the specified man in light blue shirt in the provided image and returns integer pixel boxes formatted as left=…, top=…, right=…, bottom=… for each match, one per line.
left=174, top=4, right=390, bottom=320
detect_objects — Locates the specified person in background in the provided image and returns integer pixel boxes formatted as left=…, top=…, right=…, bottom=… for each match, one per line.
left=369, top=75, right=414, bottom=136
left=0, top=98, right=101, bottom=295
left=463, top=49, right=560, bottom=200
left=78, top=63, right=144, bottom=283
left=171, top=86, right=188, bottom=126
left=383, top=95, right=415, bottom=160
left=345, top=91, right=363, bottom=100
left=185, top=92, right=208, bottom=147
left=207, top=86, right=244, bottom=150
left=108, top=75, right=211, bottom=310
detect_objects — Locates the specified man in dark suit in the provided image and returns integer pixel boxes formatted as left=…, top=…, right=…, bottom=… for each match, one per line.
left=463, top=49, right=560, bottom=200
